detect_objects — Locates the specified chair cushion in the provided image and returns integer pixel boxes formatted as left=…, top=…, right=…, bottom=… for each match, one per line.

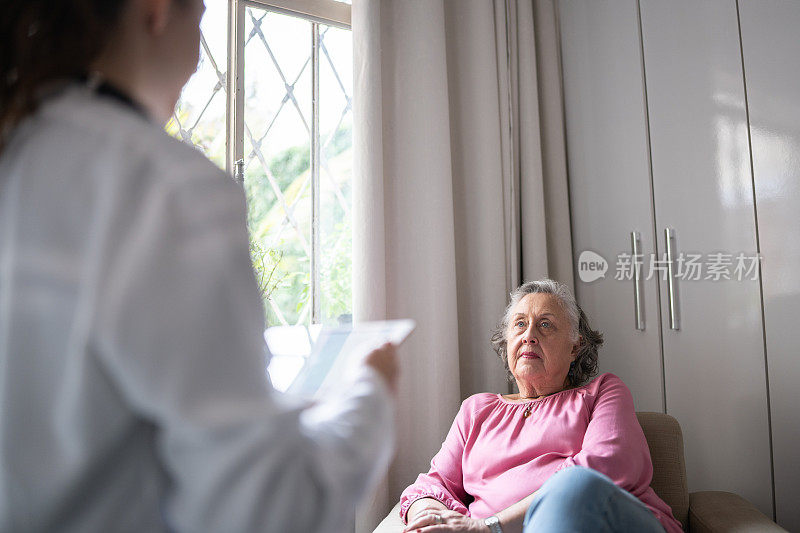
left=637, top=412, right=689, bottom=529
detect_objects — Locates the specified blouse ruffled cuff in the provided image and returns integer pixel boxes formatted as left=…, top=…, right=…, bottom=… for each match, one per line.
left=399, top=489, right=469, bottom=524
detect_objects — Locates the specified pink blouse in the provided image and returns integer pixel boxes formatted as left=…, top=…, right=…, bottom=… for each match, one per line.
left=399, top=373, right=683, bottom=533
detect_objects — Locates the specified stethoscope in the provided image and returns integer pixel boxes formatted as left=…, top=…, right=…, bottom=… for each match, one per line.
left=82, top=72, right=147, bottom=118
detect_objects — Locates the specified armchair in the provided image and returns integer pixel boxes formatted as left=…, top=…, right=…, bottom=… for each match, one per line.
left=373, top=412, right=785, bottom=532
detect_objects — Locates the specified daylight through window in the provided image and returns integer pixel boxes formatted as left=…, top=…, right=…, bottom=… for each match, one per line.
left=167, top=0, right=353, bottom=330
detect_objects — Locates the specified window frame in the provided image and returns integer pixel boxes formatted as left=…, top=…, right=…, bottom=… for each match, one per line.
left=225, top=0, right=353, bottom=325
left=225, top=0, right=351, bottom=176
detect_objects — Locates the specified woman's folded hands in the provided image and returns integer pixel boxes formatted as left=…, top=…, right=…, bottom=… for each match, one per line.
left=404, top=509, right=489, bottom=532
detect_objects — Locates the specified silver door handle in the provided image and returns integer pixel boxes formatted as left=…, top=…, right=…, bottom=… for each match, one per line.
left=631, top=231, right=645, bottom=331
left=665, top=227, right=679, bottom=330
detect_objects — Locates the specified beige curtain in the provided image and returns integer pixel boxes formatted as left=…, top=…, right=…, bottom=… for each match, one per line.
left=351, top=1, right=573, bottom=530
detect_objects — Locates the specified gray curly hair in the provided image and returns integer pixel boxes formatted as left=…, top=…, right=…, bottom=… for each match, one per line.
left=490, top=279, right=603, bottom=387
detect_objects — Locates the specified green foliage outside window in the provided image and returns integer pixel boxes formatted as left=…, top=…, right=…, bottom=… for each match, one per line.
left=167, top=111, right=353, bottom=328
left=166, top=9, right=355, bottom=332
left=245, top=122, right=353, bottom=326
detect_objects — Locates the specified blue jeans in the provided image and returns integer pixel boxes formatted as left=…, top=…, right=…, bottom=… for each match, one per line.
left=523, top=466, right=666, bottom=533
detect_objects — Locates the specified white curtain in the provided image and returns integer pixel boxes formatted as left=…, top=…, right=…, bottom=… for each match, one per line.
left=351, top=1, right=573, bottom=530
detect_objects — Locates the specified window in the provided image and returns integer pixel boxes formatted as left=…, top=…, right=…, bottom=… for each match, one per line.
left=167, top=0, right=354, bottom=331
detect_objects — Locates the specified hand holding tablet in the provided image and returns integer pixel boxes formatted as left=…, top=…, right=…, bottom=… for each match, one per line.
left=363, top=342, right=399, bottom=395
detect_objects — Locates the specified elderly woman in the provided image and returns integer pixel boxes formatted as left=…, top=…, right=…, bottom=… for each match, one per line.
left=400, top=280, right=682, bottom=533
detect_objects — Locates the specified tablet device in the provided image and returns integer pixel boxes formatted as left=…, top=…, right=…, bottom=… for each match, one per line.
left=265, top=319, right=415, bottom=397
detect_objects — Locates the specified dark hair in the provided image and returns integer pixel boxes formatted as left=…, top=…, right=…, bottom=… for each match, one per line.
left=490, top=279, right=604, bottom=387
left=0, top=0, right=129, bottom=150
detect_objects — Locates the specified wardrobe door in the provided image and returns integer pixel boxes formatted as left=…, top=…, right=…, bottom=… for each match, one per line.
left=739, top=2, right=800, bottom=529
left=640, top=0, right=773, bottom=515
left=559, top=0, right=664, bottom=412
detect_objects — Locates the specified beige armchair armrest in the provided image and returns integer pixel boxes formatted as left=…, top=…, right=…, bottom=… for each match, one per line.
left=372, top=502, right=404, bottom=533
left=689, top=491, right=787, bottom=533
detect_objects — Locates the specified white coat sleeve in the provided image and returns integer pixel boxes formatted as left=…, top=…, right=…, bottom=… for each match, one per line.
left=92, top=157, right=394, bottom=533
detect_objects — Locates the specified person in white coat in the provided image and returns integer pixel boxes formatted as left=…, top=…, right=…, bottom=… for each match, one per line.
left=0, top=1, right=398, bottom=531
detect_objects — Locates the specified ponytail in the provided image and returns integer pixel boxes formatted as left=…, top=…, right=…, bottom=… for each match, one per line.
left=0, top=0, right=128, bottom=151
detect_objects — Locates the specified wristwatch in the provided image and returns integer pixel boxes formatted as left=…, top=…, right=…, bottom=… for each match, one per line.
left=484, top=515, right=503, bottom=533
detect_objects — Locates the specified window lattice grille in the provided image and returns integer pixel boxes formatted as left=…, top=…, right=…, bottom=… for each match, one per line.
left=168, top=1, right=353, bottom=328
